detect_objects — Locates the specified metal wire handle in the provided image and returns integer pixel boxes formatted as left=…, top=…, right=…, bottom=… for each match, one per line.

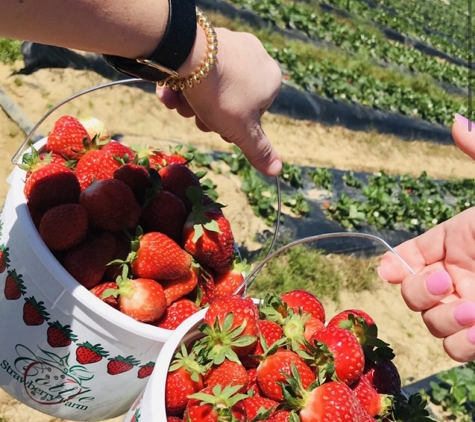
left=10, top=77, right=282, bottom=259
left=237, top=231, right=415, bottom=293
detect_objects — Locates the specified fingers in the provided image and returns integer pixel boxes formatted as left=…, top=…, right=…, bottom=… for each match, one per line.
left=443, top=328, right=475, bottom=362
left=155, top=86, right=195, bottom=118
left=422, top=300, right=475, bottom=338
left=452, top=114, right=475, bottom=160
left=398, top=270, right=454, bottom=312
left=377, top=217, right=452, bottom=284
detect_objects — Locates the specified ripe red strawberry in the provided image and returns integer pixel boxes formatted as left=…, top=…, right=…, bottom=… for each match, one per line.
left=246, top=368, right=263, bottom=397
left=101, top=140, right=135, bottom=160
left=280, top=289, right=325, bottom=323
left=89, top=281, right=119, bottom=310
left=256, top=349, right=315, bottom=401
left=24, top=162, right=80, bottom=212
left=309, top=325, right=365, bottom=385
left=158, top=163, right=202, bottom=211
left=23, top=296, right=50, bottom=325
left=75, top=149, right=122, bottom=190
left=134, top=145, right=168, bottom=169
left=166, top=343, right=206, bottom=416
left=107, top=355, right=140, bottom=375
left=110, top=267, right=168, bottom=322
left=161, top=264, right=200, bottom=306
left=140, top=187, right=187, bottom=244
left=242, top=396, right=279, bottom=420
left=327, top=309, right=378, bottom=348
left=47, top=321, right=77, bottom=348
left=184, top=385, right=247, bottom=422
left=167, top=417, right=182, bottom=422
left=352, top=373, right=393, bottom=417
left=130, top=231, right=192, bottom=281
left=4, top=269, right=26, bottom=300
left=241, top=319, right=283, bottom=369
left=137, top=361, right=155, bottom=379
left=296, top=380, right=371, bottom=422
left=183, top=187, right=236, bottom=274
left=45, top=115, right=91, bottom=159
left=76, top=342, right=109, bottom=364
left=202, top=296, right=260, bottom=360
left=187, top=266, right=217, bottom=306
left=39, top=203, right=88, bottom=250
left=204, top=359, right=249, bottom=393
left=113, top=162, right=152, bottom=204
left=0, top=245, right=10, bottom=273
left=282, top=313, right=325, bottom=352
left=154, top=298, right=200, bottom=330
left=63, top=232, right=117, bottom=289
left=214, top=258, right=250, bottom=299
left=363, top=358, right=402, bottom=396
left=79, top=178, right=141, bottom=232
left=270, top=409, right=293, bottom=422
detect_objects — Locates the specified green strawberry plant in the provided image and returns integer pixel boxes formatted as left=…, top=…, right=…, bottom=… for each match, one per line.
left=421, top=362, right=475, bottom=421
left=280, top=163, right=304, bottom=189
left=308, top=167, right=333, bottom=191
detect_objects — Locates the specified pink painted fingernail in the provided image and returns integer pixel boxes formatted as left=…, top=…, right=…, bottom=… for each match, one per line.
left=426, top=270, right=451, bottom=295
left=466, top=326, right=475, bottom=344
left=455, top=113, right=475, bottom=130
left=454, top=302, right=475, bottom=325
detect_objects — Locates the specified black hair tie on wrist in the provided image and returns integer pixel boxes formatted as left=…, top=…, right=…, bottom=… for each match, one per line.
left=103, top=0, right=197, bottom=82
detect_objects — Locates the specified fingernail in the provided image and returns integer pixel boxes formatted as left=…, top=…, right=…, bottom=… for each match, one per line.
left=426, top=270, right=451, bottom=295
left=455, top=113, right=475, bottom=129
left=376, top=266, right=388, bottom=282
left=267, top=159, right=282, bottom=177
left=466, top=326, right=475, bottom=344
left=454, top=302, right=475, bottom=325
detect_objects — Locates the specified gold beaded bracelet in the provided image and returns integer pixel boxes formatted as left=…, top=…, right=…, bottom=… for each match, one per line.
left=156, top=8, right=218, bottom=91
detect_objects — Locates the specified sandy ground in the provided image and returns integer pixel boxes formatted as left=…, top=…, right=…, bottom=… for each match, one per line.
left=0, top=62, right=472, bottom=421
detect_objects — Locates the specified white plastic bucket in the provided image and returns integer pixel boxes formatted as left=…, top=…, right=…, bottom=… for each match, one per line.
left=0, top=139, right=176, bottom=421
left=121, top=307, right=208, bottom=421
left=1, top=78, right=282, bottom=421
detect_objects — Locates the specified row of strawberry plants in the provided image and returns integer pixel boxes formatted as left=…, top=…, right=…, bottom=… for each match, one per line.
left=194, top=142, right=475, bottom=237
left=324, top=0, right=468, bottom=62
left=373, top=0, right=467, bottom=47
left=317, top=169, right=475, bottom=233
left=268, top=45, right=466, bottom=126
left=228, top=0, right=469, bottom=90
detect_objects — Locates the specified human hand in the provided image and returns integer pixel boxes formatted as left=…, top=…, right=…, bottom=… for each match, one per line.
left=377, top=114, right=475, bottom=362
left=156, top=28, right=283, bottom=177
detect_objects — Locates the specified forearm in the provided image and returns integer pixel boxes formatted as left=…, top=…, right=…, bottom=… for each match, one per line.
left=0, top=0, right=169, bottom=58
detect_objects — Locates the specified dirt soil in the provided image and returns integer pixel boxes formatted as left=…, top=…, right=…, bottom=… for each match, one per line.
left=1, top=63, right=474, bottom=422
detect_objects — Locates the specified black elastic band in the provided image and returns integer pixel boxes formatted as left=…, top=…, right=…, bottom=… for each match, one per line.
left=103, top=0, right=197, bottom=82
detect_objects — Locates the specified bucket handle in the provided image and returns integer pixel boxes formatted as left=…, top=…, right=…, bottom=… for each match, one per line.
left=238, top=231, right=415, bottom=293
left=10, top=77, right=283, bottom=258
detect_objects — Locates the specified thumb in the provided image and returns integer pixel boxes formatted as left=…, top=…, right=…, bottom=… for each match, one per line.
left=452, top=113, right=475, bottom=160
left=228, top=122, right=282, bottom=177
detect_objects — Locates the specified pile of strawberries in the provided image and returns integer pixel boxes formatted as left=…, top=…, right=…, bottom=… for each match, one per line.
left=20, top=114, right=247, bottom=328
left=165, top=290, right=433, bottom=422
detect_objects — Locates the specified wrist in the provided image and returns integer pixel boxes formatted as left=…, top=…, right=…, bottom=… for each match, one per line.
left=157, top=9, right=218, bottom=91
left=176, top=19, right=208, bottom=79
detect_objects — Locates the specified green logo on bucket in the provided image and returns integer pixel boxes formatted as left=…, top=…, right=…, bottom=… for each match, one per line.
left=2, top=344, right=95, bottom=410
